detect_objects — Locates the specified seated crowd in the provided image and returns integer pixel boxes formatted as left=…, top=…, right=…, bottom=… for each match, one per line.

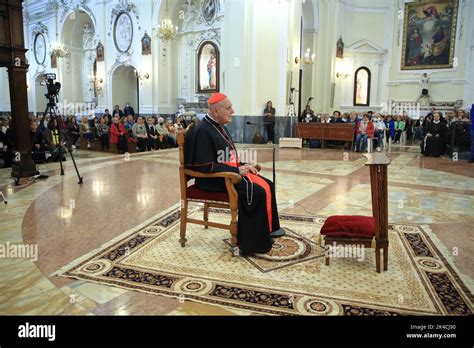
left=298, top=108, right=472, bottom=157
left=0, top=102, right=200, bottom=167
left=1, top=105, right=472, bottom=167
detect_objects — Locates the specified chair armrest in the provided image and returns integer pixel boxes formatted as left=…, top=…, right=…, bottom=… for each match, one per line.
left=184, top=169, right=242, bottom=184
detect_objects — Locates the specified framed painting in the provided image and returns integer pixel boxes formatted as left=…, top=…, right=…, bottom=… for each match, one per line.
left=401, top=0, right=458, bottom=70
left=354, top=67, right=371, bottom=106
left=141, top=31, right=151, bottom=55
left=96, top=41, right=104, bottom=62
left=197, top=41, right=219, bottom=94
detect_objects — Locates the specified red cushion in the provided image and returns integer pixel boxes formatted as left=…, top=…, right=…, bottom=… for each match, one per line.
left=186, top=184, right=229, bottom=203
left=320, top=215, right=375, bottom=238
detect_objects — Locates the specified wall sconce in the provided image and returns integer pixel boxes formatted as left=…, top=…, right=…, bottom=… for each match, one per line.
left=336, top=71, right=349, bottom=79
left=137, top=72, right=150, bottom=80
left=336, top=59, right=351, bottom=79
left=295, top=48, right=315, bottom=65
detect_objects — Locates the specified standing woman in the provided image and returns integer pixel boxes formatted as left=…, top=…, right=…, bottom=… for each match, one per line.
left=263, top=101, right=276, bottom=144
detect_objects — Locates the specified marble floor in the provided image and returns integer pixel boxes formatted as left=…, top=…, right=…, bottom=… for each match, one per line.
left=0, top=142, right=473, bottom=315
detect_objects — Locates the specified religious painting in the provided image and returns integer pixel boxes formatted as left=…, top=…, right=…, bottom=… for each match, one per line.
left=401, top=0, right=458, bottom=70
left=34, top=33, right=46, bottom=65
left=141, top=31, right=151, bottom=55
left=50, top=52, right=57, bottom=69
left=96, top=41, right=104, bottom=62
left=197, top=41, right=219, bottom=94
left=202, top=0, right=217, bottom=25
left=353, top=67, right=371, bottom=106
left=336, top=36, right=344, bottom=59
left=114, top=11, right=133, bottom=53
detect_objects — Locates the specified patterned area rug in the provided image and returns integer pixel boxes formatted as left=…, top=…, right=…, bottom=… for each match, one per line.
left=58, top=205, right=473, bottom=315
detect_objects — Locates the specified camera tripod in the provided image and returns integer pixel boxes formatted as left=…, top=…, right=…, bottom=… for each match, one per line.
left=44, top=98, right=83, bottom=185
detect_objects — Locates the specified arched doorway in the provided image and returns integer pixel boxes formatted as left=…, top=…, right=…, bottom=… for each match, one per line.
left=111, top=65, right=138, bottom=114
left=60, top=10, right=96, bottom=104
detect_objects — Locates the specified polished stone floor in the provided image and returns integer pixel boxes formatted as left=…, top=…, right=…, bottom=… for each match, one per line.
left=0, top=142, right=473, bottom=315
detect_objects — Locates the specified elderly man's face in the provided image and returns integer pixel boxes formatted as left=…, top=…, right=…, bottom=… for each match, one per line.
left=210, top=99, right=234, bottom=124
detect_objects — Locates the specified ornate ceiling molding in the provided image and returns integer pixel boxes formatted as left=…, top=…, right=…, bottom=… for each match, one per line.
left=58, top=0, right=93, bottom=20
left=187, top=28, right=221, bottom=50
left=108, top=0, right=141, bottom=37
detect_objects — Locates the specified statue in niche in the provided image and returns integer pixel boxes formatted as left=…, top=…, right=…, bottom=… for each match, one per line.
left=82, top=24, right=94, bottom=49
left=336, top=36, right=344, bottom=58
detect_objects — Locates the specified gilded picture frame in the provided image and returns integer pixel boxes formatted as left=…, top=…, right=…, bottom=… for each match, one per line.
left=401, top=0, right=458, bottom=70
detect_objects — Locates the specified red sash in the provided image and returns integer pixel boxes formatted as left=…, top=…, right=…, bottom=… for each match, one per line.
left=225, top=161, right=273, bottom=232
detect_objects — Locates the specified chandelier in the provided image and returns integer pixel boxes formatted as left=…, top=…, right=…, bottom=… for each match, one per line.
left=156, top=19, right=178, bottom=44
left=154, top=0, right=178, bottom=44
left=51, top=42, right=69, bottom=58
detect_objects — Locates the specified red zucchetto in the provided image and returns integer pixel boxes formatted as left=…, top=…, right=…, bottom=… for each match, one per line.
left=208, top=93, right=228, bottom=105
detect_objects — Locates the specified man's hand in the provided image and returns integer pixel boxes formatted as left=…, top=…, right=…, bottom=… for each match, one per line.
left=248, top=165, right=259, bottom=175
left=239, top=164, right=258, bottom=176
left=238, top=165, right=250, bottom=176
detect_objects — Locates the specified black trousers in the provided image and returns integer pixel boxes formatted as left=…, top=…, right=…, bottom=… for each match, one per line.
left=265, top=123, right=275, bottom=142
left=147, top=137, right=157, bottom=151
left=100, top=134, right=109, bottom=150
left=137, top=138, right=147, bottom=152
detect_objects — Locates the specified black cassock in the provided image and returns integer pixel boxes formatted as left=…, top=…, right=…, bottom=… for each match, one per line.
left=185, top=115, right=279, bottom=255
left=421, top=120, right=447, bottom=156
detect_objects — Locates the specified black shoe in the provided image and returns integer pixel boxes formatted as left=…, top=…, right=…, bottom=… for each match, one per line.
left=271, top=228, right=286, bottom=238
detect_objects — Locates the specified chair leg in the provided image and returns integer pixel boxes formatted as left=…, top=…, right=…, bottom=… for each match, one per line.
left=179, top=201, right=188, bottom=247
left=375, top=246, right=381, bottom=273
left=325, top=256, right=330, bottom=266
left=383, top=246, right=388, bottom=271
left=203, top=202, right=209, bottom=229
left=230, top=208, right=238, bottom=248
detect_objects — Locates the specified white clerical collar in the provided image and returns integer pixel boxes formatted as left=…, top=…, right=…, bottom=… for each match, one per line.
left=433, top=120, right=440, bottom=124
left=207, top=114, right=222, bottom=125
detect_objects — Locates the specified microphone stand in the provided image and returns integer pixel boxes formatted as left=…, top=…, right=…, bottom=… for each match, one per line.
left=246, top=121, right=285, bottom=237
left=246, top=121, right=276, bottom=183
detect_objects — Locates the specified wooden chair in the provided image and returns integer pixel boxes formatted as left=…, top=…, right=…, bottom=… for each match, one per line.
left=177, top=129, right=242, bottom=249
left=322, top=153, right=391, bottom=272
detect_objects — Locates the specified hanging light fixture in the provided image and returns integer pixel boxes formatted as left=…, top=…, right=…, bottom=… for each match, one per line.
left=51, top=41, right=69, bottom=58
left=156, top=0, right=178, bottom=44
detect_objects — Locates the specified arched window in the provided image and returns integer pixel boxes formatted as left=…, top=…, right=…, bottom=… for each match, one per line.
left=353, top=67, right=371, bottom=106
left=197, top=41, right=219, bottom=93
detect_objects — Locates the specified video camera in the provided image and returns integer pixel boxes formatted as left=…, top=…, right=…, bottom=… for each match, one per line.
left=41, top=73, right=61, bottom=103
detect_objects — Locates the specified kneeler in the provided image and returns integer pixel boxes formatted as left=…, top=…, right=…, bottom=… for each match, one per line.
left=320, top=153, right=391, bottom=273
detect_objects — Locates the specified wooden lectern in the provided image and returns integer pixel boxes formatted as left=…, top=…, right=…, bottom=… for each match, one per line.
left=0, top=0, right=37, bottom=181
